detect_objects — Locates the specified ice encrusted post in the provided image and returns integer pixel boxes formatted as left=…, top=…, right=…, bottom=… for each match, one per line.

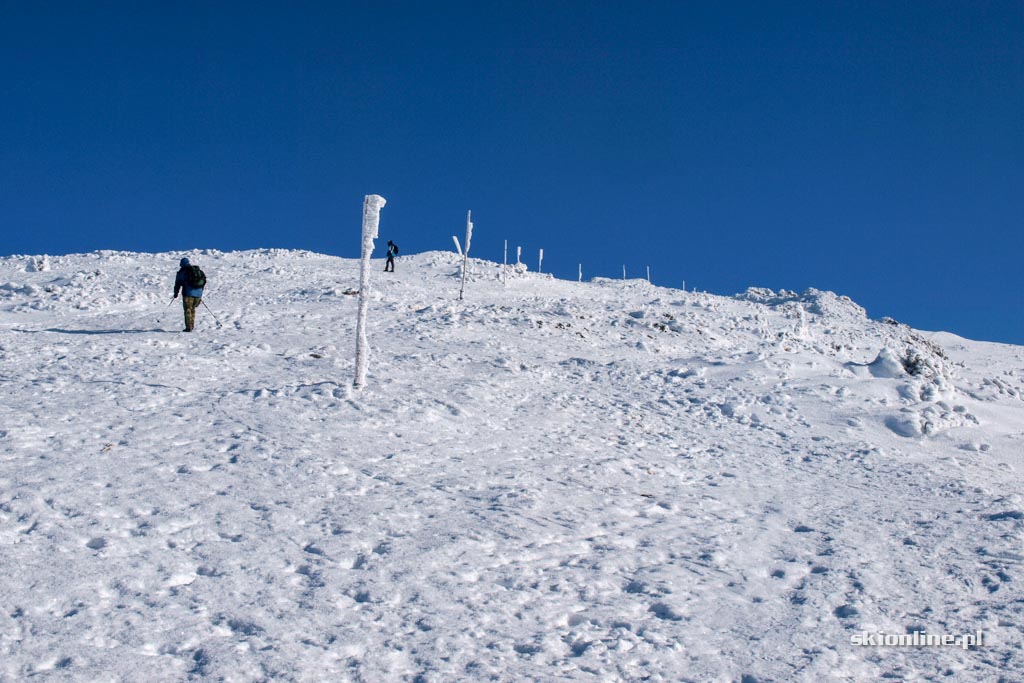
left=459, top=210, right=473, bottom=300
left=354, top=194, right=386, bottom=390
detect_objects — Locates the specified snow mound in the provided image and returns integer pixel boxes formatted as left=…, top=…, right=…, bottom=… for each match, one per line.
left=735, top=286, right=866, bottom=320
left=869, top=347, right=906, bottom=378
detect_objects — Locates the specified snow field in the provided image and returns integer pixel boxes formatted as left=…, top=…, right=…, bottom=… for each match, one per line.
left=0, top=249, right=1022, bottom=681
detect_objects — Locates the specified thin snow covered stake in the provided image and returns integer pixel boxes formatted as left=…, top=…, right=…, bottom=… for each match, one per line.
left=452, top=235, right=463, bottom=256
left=578, top=263, right=582, bottom=282
left=354, top=194, right=386, bottom=390
left=538, top=248, right=544, bottom=274
left=459, top=210, right=473, bottom=301
left=503, top=239, right=508, bottom=285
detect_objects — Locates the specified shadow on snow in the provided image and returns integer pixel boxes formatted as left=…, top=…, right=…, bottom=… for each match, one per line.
left=12, top=328, right=173, bottom=335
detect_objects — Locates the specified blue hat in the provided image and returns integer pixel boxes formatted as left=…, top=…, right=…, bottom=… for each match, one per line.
left=180, top=257, right=190, bottom=267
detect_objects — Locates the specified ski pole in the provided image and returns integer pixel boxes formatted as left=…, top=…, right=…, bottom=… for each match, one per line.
left=201, top=300, right=222, bottom=325
left=156, top=297, right=175, bottom=323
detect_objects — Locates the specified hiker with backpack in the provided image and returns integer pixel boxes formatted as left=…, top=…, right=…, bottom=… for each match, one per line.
left=173, top=257, right=206, bottom=332
left=384, top=240, right=398, bottom=272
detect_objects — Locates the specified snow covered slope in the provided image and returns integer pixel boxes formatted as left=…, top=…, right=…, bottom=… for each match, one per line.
left=1, top=249, right=1022, bottom=682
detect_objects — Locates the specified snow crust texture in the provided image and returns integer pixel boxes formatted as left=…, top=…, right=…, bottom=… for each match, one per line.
left=1, top=249, right=1023, bottom=681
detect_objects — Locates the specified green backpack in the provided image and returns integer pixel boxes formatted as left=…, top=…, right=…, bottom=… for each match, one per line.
left=187, top=265, right=207, bottom=289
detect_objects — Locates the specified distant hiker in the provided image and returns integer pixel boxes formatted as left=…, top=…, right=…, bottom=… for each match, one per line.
left=173, top=257, right=206, bottom=332
left=384, top=240, right=398, bottom=272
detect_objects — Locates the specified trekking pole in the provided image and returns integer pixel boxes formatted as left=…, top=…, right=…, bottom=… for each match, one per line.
left=201, top=300, right=222, bottom=325
left=156, top=297, right=175, bottom=323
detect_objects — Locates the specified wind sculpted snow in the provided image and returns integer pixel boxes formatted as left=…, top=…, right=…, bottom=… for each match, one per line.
left=1, top=249, right=1022, bottom=681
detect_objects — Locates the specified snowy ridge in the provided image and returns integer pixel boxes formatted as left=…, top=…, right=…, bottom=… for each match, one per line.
left=1, top=249, right=1022, bottom=681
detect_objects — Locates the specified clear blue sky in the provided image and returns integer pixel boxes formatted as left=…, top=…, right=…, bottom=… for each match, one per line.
left=2, top=1, right=1021, bottom=343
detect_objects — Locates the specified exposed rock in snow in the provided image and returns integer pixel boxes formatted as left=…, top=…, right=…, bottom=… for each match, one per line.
left=25, top=255, right=50, bottom=272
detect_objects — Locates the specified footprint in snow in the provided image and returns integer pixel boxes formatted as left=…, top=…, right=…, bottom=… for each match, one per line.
left=834, top=604, right=859, bottom=619
left=649, top=602, right=684, bottom=621
left=986, top=510, right=1024, bottom=522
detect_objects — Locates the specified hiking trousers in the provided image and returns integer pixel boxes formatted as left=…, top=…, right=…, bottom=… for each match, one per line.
left=183, top=296, right=201, bottom=331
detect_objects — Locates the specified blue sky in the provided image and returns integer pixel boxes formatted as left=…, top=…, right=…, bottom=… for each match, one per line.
left=2, top=1, right=1021, bottom=343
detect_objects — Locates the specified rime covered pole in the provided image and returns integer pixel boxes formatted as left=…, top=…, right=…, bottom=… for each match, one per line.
left=459, top=210, right=473, bottom=300
left=354, top=194, right=386, bottom=390
left=538, top=248, right=544, bottom=273
left=503, top=239, right=508, bottom=285
left=578, top=263, right=582, bottom=282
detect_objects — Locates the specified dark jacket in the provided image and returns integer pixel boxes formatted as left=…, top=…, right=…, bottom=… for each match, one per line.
left=174, top=257, right=205, bottom=298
